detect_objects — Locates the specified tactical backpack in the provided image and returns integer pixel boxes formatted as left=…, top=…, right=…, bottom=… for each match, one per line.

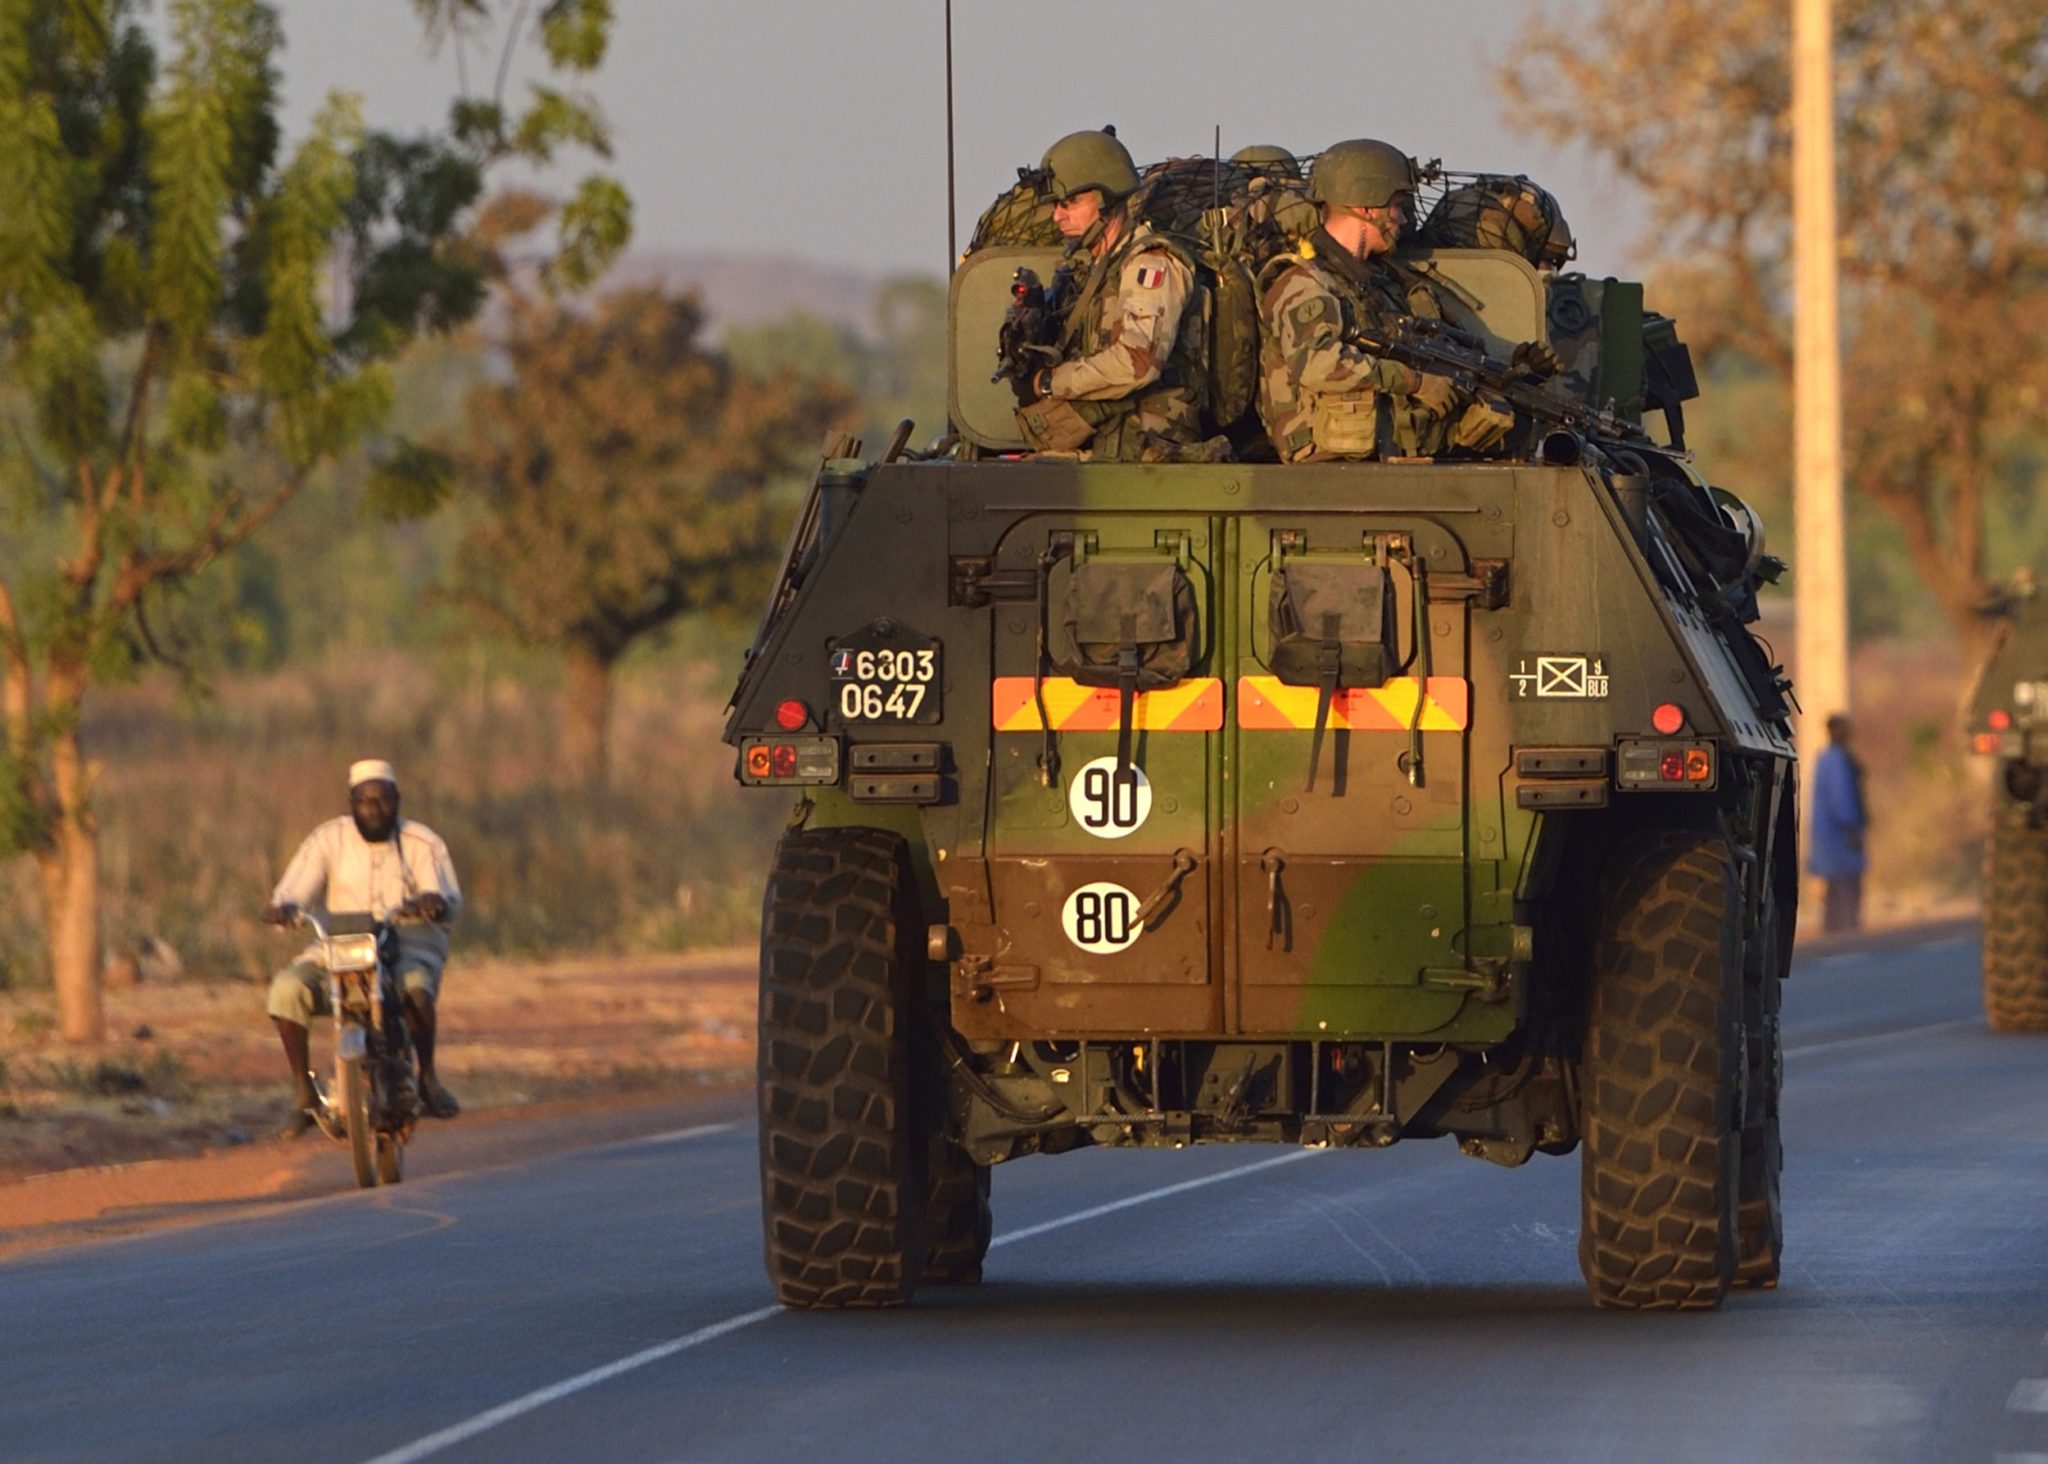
left=1127, top=157, right=1261, bottom=432
left=1417, top=174, right=1575, bottom=269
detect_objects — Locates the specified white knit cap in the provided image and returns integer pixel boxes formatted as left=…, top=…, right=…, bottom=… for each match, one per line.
left=348, top=759, right=398, bottom=790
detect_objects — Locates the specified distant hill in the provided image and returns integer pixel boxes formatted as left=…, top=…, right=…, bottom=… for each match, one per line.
left=605, top=250, right=900, bottom=339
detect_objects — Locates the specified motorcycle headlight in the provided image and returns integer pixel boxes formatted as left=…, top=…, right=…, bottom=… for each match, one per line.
left=323, top=933, right=379, bottom=972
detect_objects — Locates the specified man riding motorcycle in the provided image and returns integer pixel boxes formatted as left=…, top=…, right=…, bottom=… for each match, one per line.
left=262, top=759, right=464, bottom=1134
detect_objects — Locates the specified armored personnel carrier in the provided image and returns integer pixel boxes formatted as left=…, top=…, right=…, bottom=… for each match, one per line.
left=1966, top=572, right=2048, bottom=1030
left=724, top=156, right=1798, bottom=1312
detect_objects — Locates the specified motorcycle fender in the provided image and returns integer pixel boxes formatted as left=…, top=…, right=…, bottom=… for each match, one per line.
left=336, top=1026, right=368, bottom=1062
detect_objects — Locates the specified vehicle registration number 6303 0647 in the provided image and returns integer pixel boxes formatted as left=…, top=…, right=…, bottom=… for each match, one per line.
left=828, top=622, right=943, bottom=725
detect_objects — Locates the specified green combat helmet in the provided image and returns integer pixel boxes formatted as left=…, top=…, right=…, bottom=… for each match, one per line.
left=1230, top=144, right=1301, bottom=180
left=1040, top=127, right=1140, bottom=203
left=1307, top=138, right=1418, bottom=209
left=1420, top=175, right=1576, bottom=268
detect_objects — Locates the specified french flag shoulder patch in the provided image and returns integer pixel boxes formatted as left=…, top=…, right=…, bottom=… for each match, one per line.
left=1133, top=265, right=1166, bottom=290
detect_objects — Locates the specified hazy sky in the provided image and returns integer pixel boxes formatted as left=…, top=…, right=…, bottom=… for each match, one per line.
left=268, top=0, right=1643, bottom=279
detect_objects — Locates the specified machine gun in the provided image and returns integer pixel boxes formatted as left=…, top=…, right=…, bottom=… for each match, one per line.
left=1351, top=314, right=1650, bottom=453
left=992, top=265, right=1067, bottom=407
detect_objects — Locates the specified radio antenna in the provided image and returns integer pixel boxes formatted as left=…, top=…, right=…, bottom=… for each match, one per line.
left=945, top=0, right=958, bottom=273
left=1212, top=124, right=1221, bottom=225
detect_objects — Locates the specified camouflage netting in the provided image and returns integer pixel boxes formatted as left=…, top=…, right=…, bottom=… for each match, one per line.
left=967, top=179, right=1062, bottom=251
left=1418, top=174, right=1576, bottom=268
left=966, top=155, right=1543, bottom=270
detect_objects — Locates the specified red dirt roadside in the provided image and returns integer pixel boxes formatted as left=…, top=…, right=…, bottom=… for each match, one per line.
left=0, top=949, right=757, bottom=1258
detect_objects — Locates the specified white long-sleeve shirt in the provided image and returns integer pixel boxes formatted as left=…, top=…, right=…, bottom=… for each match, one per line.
left=271, top=816, right=463, bottom=970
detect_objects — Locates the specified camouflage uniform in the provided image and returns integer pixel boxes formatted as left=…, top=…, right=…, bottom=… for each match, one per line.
left=1257, top=231, right=1509, bottom=462
left=1041, top=217, right=1202, bottom=461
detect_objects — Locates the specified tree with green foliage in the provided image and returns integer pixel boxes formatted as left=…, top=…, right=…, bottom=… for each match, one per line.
left=448, top=282, right=854, bottom=784
left=0, top=0, right=627, bottom=1042
left=725, top=275, right=950, bottom=455
left=1503, top=0, right=2048, bottom=647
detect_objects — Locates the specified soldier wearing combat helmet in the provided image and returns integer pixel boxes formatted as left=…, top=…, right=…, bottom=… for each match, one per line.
left=1255, top=138, right=1515, bottom=462
left=1229, top=144, right=1301, bottom=180
left=1013, top=128, right=1206, bottom=462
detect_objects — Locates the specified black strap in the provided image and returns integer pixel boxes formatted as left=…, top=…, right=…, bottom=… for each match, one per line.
left=1033, top=544, right=1064, bottom=787
left=1305, top=621, right=1341, bottom=793
left=1116, top=615, right=1139, bottom=776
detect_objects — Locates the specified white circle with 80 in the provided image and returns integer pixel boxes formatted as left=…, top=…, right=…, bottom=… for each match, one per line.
left=1061, top=881, right=1143, bottom=954
left=1066, top=756, right=1152, bottom=839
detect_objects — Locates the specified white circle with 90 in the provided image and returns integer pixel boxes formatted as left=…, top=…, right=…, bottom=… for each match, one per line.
left=1067, top=756, right=1152, bottom=839
left=1061, top=881, right=1142, bottom=954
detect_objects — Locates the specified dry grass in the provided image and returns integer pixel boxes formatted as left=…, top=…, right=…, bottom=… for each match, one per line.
left=0, top=649, right=787, bottom=988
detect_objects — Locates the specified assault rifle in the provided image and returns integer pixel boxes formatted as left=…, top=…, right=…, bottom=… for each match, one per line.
left=992, top=266, right=1066, bottom=407
left=1352, top=314, right=1650, bottom=452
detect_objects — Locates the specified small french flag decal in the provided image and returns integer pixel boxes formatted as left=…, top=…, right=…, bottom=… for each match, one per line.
left=1134, top=266, right=1166, bottom=289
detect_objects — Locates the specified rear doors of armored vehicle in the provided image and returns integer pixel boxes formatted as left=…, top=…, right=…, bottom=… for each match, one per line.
left=1227, top=503, right=1481, bottom=1041
left=964, top=490, right=1503, bottom=1044
left=968, top=510, right=1225, bottom=1038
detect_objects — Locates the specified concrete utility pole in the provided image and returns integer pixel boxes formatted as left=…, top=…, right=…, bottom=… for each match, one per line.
left=1792, top=0, right=1850, bottom=742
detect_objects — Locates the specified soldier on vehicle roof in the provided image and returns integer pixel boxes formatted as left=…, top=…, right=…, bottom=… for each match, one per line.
left=1229, top=144, right=1301, bottom=180
left=1254, top=138, right=1518, bottom=463
left=1012, top=128, right=1210, bottom=463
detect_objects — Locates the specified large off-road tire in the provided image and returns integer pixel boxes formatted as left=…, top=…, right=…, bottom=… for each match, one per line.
left=341, top=1057, right=378, bottom=1190
left=921, top=1138, right=992, bottom=1285
left=758, top=827, right=926, bottom=1308
left=1579, top=830, right=1744, bottom=1310
left=1983, top=791, right=2048, bottom=1032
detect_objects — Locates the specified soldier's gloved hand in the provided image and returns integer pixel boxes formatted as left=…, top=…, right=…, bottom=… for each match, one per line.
left=410, top=893, right=450, bottom=923
left=262, top=902, right=299, bottom=927
left=1410, top=372, right=1459, bottom=419
left=1510, top=340, right=1563, bottom=379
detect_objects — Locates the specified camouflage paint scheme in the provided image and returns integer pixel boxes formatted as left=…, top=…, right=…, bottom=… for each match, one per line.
left=1967, top=580, right=2048, bottom=754
left=726, top=443, right=1795, bottom=1163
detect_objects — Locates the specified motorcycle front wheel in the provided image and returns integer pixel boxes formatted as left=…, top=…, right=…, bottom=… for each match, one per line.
left=341, top=1056, right=378, bottom=1188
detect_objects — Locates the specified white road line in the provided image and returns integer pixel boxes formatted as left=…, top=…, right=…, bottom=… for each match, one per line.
left=358, top=1148, right=1320, bottom=1464
left=988, top=1149, right=1319, bottom=1249
left=358, top=1307, right=781, bottom=1464
left=1784, top=1018, right=1976, bottom=1059
left=2008, top=1379, right=2048, bottom=1412
left=585, top=1122, right=736, bottom=1155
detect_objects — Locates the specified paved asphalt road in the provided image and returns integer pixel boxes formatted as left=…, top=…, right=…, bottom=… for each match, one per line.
left=5, top=929, right=2047, bottom=1464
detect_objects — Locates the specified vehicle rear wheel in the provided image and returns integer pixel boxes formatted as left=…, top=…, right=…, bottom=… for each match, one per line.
left=757, top=827, right=926, bottom=1308
left=921, top=1138, right=992, bottom=1285
left=341, top=1057, right=378, bottom=1189
left=1983, top=791, right=2048, bottom=1032
left=1579, top=829, right=1743, bottom=1310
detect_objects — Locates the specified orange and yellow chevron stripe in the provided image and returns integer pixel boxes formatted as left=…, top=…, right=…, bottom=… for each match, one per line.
left=1236, top=675, right=1468, bottom=731
left=992, top=677, right=1224, bottom=732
